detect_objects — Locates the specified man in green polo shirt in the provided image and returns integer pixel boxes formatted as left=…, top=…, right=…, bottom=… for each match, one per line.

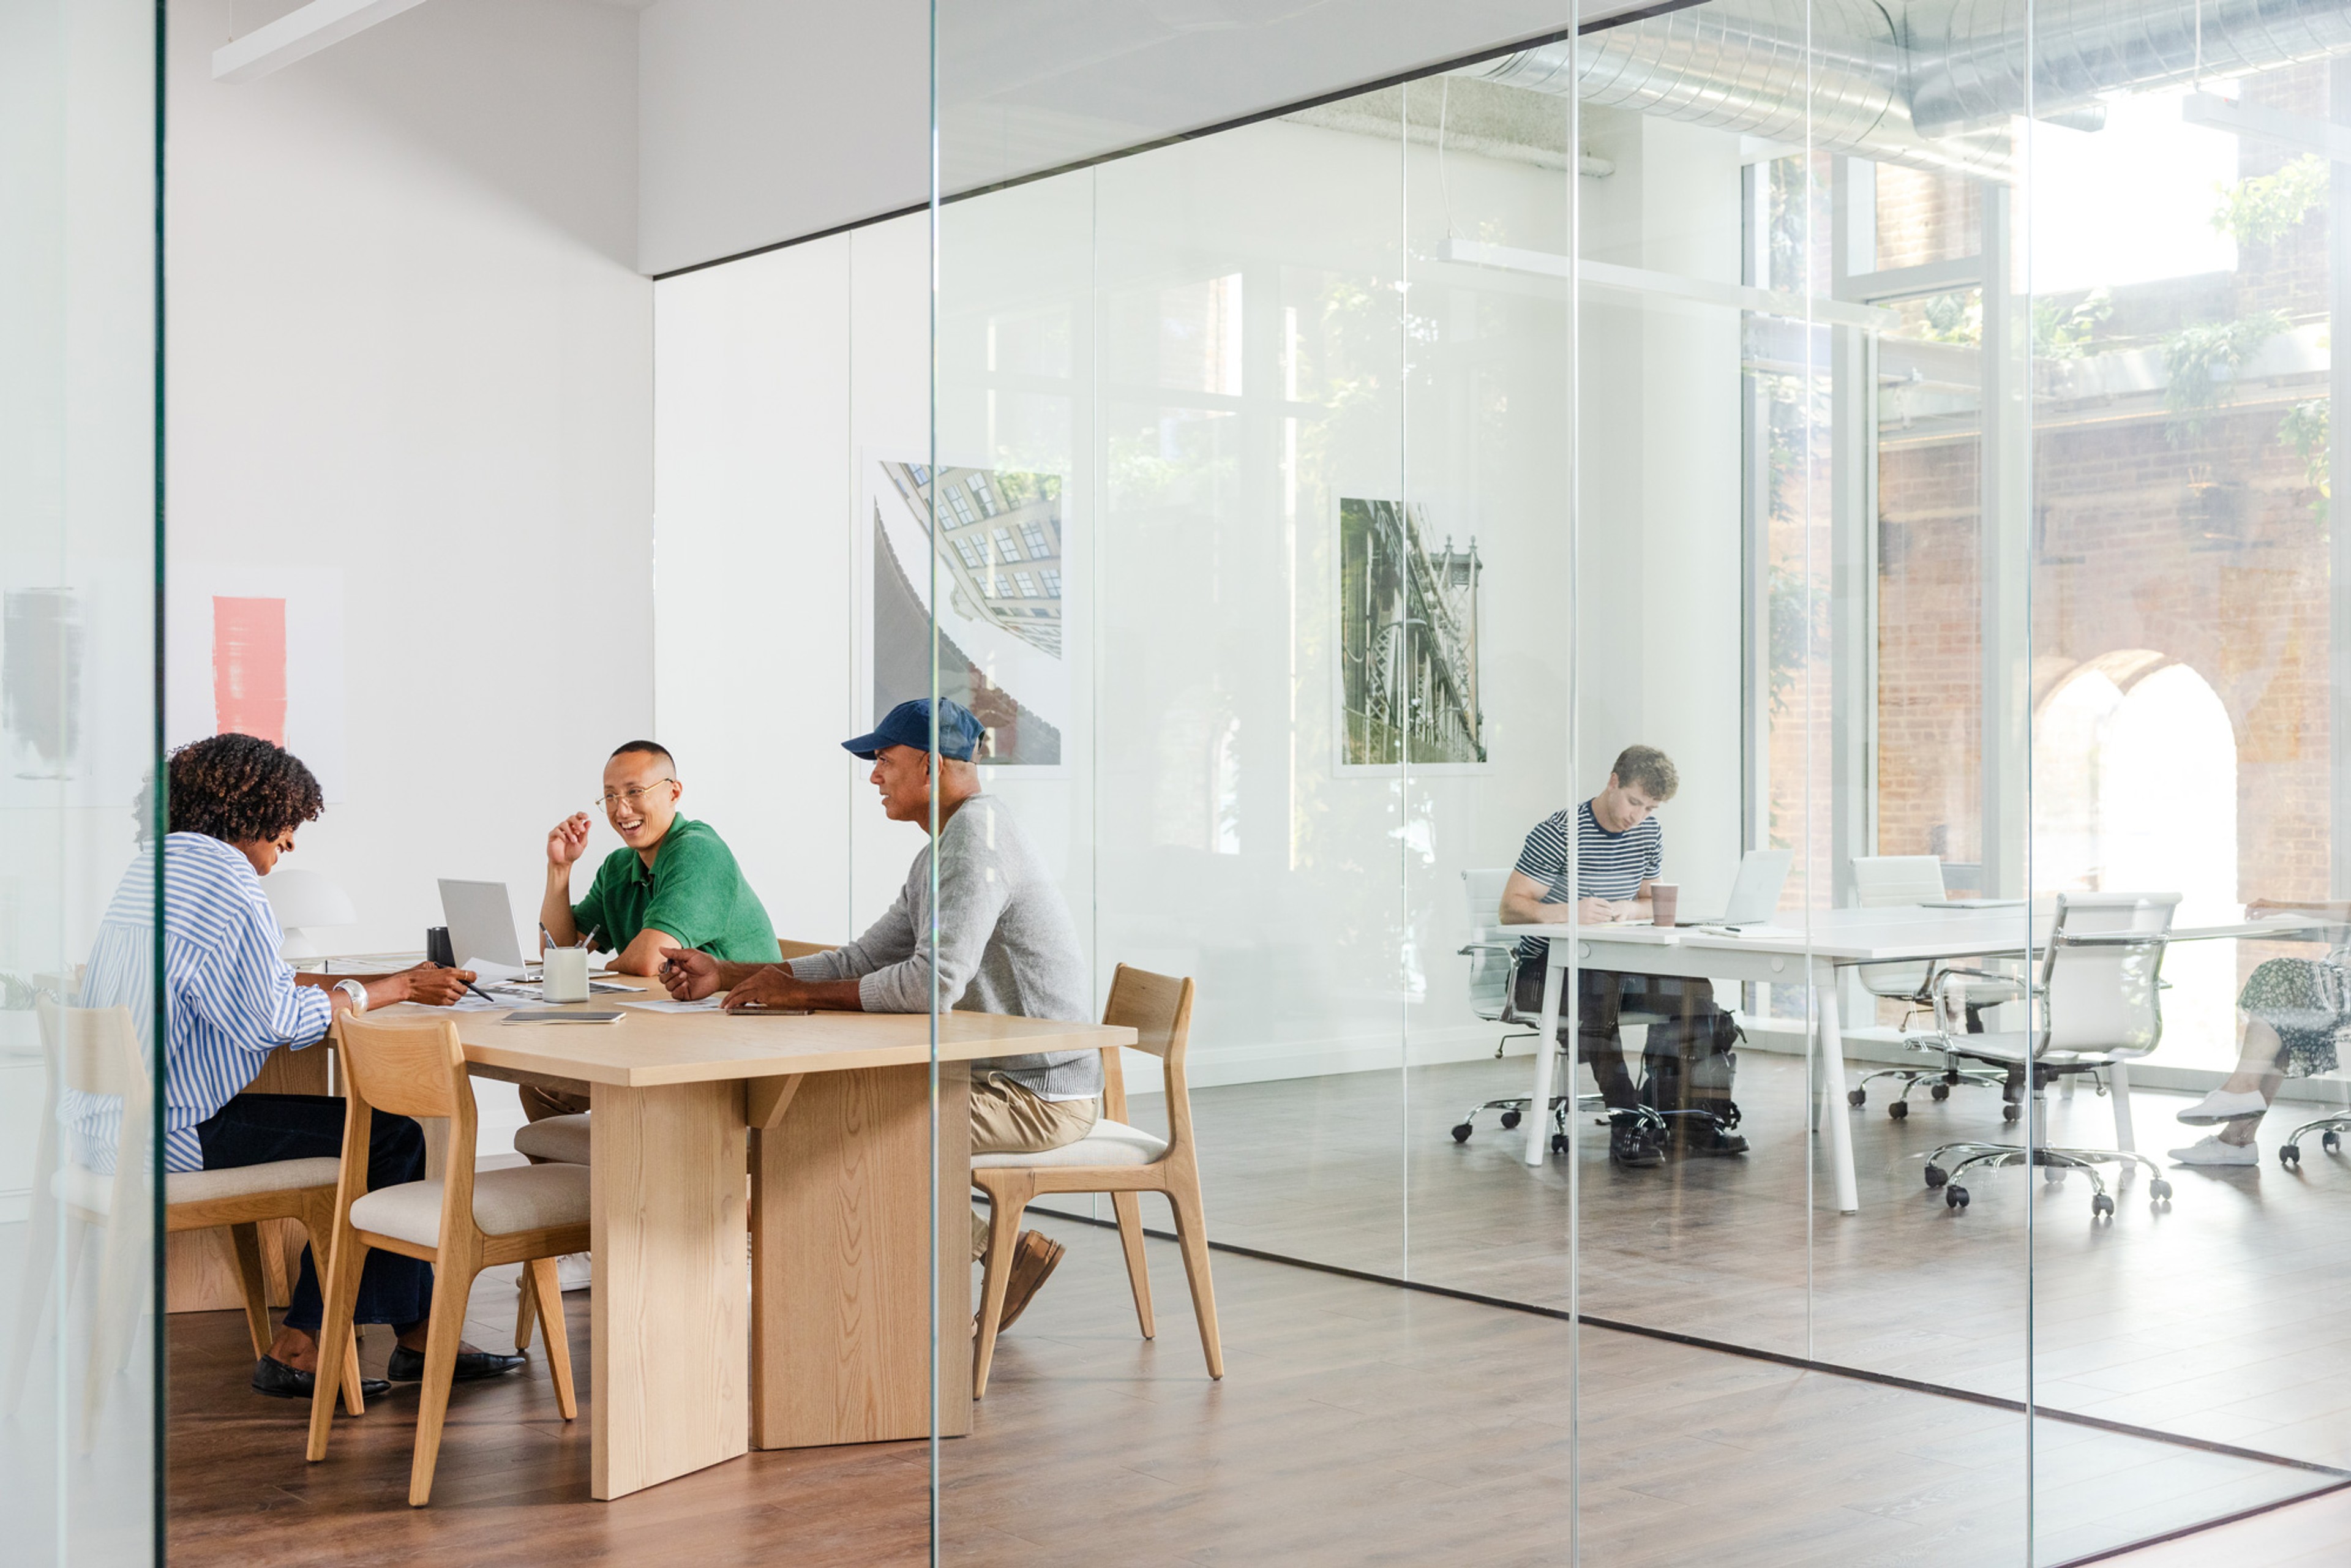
left=539, top=739, right=777, bottom=976
left=523, top=740, right=775, bottom=1136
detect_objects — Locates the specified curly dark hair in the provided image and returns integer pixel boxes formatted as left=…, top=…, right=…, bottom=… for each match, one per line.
left=167, top=733, right=324, bottom=844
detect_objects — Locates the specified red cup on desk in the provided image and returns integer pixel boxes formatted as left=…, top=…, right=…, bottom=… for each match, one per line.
left=1649, top=883, right=1679, bottom=928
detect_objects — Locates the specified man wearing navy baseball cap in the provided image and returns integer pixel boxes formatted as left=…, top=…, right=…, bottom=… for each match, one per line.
left=662, top=696, right=1097, bottom=1331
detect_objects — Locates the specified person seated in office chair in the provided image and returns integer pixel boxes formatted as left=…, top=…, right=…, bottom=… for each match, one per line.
left=70, top=733, right=523, bottom=1400
left=2170, top=899, right=2351, bottom=1166
left=523, top=739, right=778, bottom=1128
left=660, top=698, right=1097, bottom=1335
left=1499, top=744, right=1747, bottom=1168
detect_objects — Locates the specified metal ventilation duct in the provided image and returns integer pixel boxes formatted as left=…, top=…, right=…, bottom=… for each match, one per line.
left=1908, top=0, right=2351, bottom=135
left=1467, top=0, right=2351, bottom=180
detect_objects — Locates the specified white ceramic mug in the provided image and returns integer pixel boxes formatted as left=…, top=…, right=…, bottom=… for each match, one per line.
left=542, top=945, right=591, bottom=1003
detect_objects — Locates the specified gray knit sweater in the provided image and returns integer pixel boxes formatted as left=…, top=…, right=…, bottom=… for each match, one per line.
left=787, top=794, right=1101, bottom=1100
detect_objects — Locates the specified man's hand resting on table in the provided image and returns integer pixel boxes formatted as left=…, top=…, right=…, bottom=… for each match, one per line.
left=659, top=948, right=727, bottom=1000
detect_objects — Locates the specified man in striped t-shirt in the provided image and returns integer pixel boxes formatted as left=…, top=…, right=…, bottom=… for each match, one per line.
left=1501, top=745, right=1741, bottom=1166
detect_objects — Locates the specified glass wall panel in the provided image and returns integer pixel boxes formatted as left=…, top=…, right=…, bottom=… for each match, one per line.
left=0, top=1, right=162, bottom=1562
left=921, top=0, right=2351, bottom=1559
left=2024, top=32, right=2351, bottom=1564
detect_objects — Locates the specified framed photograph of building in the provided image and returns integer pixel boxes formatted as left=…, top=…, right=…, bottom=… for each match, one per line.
left=865, top=457, right=1067, bottom=766
left=1335, top=497, right=1488, bottom=770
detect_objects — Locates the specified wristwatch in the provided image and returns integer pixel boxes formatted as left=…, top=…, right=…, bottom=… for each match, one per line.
left=334, top=979, right=369, bottom=1014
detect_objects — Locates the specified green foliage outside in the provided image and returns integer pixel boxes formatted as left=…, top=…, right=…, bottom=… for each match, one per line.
left=2212, top=155, right=2330, bottom=249
left=2278, top=397, right=2330, bottom=530
left=2162, top=311, right=2291, bottom=443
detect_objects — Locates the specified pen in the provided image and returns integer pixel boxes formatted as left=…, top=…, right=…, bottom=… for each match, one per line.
left=463, top=981, right=500, bottom=1005
left=539, top=923, right=558, bottom=954
left=580, top=926, right=601, bottom=952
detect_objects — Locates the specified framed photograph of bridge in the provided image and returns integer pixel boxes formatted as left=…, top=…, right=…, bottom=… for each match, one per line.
left=1335, top=497, right=1489, bottom=772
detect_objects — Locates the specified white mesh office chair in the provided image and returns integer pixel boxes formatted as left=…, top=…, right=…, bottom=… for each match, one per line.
left=1921, top=891, right=2180, bottom=1217
left=1847, top=855, right=2021, bottom=1120
left=1447, top=869, right=1638, bottom=1153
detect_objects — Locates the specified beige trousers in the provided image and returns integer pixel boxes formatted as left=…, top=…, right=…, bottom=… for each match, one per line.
left=970, top=1073, right=1097, bottom=1260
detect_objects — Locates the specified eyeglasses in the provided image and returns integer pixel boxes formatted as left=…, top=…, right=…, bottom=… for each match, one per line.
left=596, top=780, right=675, bottom=812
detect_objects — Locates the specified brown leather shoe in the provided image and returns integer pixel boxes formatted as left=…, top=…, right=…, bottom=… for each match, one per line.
left=992, top=1231, right=1066, bottom=1334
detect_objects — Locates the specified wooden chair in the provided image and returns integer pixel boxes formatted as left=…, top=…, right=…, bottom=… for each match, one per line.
left=307, top=1015, right=590, bottom=1506
left=507, top=935, right=841, bottom=1351
left=4, top=999, right=366, bottom=1449
left=971, top=964, right=1221, bottom=1398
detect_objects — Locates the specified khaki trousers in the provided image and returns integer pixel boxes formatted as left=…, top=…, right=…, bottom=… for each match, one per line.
left=970, top=1073, right=1097, bottom=1260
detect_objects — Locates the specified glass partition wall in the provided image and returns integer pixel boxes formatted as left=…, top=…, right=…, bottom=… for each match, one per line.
left=1, top=2, right=163, bottom=1562
left=923, top=0, right=2351, bottom=1561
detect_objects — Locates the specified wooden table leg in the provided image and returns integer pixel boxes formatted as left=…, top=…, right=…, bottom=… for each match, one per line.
left=750, top=1060, right=972, bottom=1449
left=591, top=1079, right=748, bottom=1500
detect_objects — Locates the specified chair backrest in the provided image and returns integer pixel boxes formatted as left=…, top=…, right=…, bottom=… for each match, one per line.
left=1852, top=855, right=1946, bottom=908
left=777, top=937, right=836, bottom=961
left=1460, top=869, right=1516, bottom=1021
left=337, top=1015, right=467, bottom=1121
left=42, top=999, right=148, bottom=1102
left=2042, top=891, right=2180, bottom=1058
left=1098, top=964, right=1196, bottom=1154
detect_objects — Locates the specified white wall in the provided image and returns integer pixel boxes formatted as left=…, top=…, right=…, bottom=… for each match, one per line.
left=170, top=0, right=653, bottom=1143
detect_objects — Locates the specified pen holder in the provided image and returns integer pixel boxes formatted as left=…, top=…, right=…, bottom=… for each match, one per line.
left=425, top=926, right=455, bottom=968
left=542, top=947, right=591, bottom=1003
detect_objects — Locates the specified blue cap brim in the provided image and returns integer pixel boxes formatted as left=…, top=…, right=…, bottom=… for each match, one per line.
left=841, top=732, right=888, bottom=760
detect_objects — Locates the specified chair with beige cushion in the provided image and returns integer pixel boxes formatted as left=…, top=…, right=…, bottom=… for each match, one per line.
left=5, top=998, right=367, bottom=1447
left=307, top=1015, right=589, bottom=1506
left=971, top=964, right=1221, bottom=1398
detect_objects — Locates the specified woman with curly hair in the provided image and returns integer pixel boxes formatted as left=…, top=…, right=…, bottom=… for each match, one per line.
left=75, top=732, right=527, bottom=1399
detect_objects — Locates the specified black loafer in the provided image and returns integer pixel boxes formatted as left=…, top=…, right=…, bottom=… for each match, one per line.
left=252, top=1354, right=391, bottom=1401
left=386, top=1346, right=528, bottom=1383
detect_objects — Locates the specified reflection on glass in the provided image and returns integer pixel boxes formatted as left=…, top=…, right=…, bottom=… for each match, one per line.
left=1, top=2, right=160, bottom=1560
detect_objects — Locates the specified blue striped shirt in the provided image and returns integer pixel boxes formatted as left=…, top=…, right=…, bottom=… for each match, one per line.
left=1513, top=801, right=1663, bottom=967
left=69, top=833, right=334, bottom=1174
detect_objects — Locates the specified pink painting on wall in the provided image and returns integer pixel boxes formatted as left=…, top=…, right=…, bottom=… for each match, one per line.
left=212, top=596, right=288, bottom=744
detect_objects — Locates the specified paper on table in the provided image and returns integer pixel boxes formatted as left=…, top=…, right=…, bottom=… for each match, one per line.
left=620, top=995, right=726, bottom=1013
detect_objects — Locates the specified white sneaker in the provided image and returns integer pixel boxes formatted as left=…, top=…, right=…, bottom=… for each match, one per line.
left=555, top=1252, right=593, bottom=1292
left=2169, top=1135, right=2259, bottom=1166
left=2176, top=1089, right=2270, bottom=1125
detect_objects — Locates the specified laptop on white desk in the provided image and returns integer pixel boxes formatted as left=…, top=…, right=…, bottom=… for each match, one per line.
left=1671, top=849, right=1793, bottom=927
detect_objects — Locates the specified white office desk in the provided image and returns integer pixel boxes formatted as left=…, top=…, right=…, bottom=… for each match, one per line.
left=1496, top=909, right=2332, bottom=1214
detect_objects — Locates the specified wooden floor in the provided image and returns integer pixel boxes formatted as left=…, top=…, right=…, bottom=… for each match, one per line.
left=160, top=1208, right=2336, bottom=1566
left=2098, top=1482, right=2351, bottom=1564
left=1136, top=1051, right=2351, bottom=1472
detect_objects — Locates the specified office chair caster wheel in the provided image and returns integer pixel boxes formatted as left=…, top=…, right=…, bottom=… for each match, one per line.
left=1929, top=1082, right=1951, bottom=1101
left=2091, top=1193, right=2115, bottom=1218
left=1888, top=1100, right=1908, bottom=1121
left=1923, top=1164, right=1947, bottom=1188
left=1500, top=1109, right=1522, bottom=1130
left=2002, top=1103, right=2022, bottom=1123
left=1946, top=1185, right=1968, bottom=1209
left=2326, top=1132, right=2342, bottom=1154
left=1551, top=1133, right=1571, bottom=1156
left=2281, top=1144, right=2300, bottom=1167
left=1450, top=1123, right=1473, bottom=1143
left=2149, top=1178, right=2173, bottom=1202
left=2043, top=1167, right=2066, bottom=1186
left=1848, top=1088, right=1867, bottom=1107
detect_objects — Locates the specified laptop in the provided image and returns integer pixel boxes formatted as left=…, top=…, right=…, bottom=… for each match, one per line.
left=1671, top=849, right=1793, bottom=927
left=439, top=879, right=527, bottom=969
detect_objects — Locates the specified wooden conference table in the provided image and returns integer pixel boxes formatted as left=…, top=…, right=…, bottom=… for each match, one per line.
left=357, top=978, right=1134, bottom=1501
left=1498, top=906, right=2332, bottom=1214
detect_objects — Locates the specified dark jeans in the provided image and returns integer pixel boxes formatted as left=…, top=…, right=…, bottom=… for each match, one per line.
left=1516, top=962, right=1718, bottom=1111
left=195, top=1092, right=433, bottom=1335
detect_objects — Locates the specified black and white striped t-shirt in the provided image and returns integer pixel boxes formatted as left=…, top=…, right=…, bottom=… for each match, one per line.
left=1512, top=800, right=1663, bottom=966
